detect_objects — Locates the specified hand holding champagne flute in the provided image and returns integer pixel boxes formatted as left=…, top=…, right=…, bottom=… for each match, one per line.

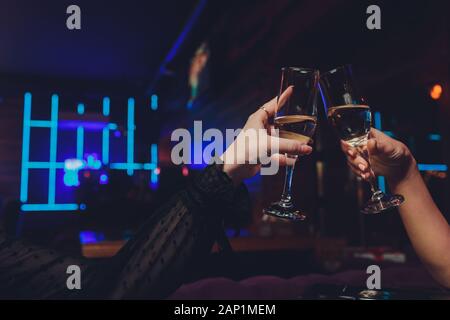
left=320, top=65, right=404, bottom=214
left=263, top=67, right=319, bottom=221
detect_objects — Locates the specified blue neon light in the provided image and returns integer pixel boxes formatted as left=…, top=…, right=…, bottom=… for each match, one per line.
left=48, top=94, right=59, bottom=204
left=428, top=134, right=441, bottom=141
left=418, top=164, right=447, bottom=171
left=21, top=204, right=79, bottom=211
left=143, top=163, right=157, bottom=170
left=151, top=144, right=158, bottom=185
left=77, top=103, right=85, bottom=115
left=146, top=0, right=207, bottom=95
left=163, top=0, right=207, bottom=65
left=151, top=94, right=158, bottom=111
left=378, top=176, right=386, bottom=193
left=127, top=98, right=135, bottom=176
left=77, top=126, right=84, bottom=160
left=373, top=112, right=382, bottom=129
left=20, top=92, right=32, bottom=202
left=28, top=162, right=65, bottom=169
left=63, top=158, right=83, bottom=186
left=29, top=120, right=52, bottom=127
left=64, top=159, right=84, bottom=170
left=86, top=154, right=101, bottom=170
left=103, top=97, right=110, bottom=116
left=63, top=169, right=80, bottom=187
left=102, top=127, right=109, bottom=164
left=110, top=163, right=145, bottom=170
left=21, top=93, right=159, bottom=211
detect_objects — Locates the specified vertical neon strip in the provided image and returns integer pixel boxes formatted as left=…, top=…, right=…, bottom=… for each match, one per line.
left=48, top=94, right=59, bottom=204
left=373, top=111, right=385, bottom=192
left=374, top=111, right=381, bottom=130
left=102, top=127, right=109, bottom=164
left=103, top=97, right=110, bottom=116
left=150, top=144, right=158, bottom=184
left=20, top=92, right=32, bottom=202
left=151, top=94, right=158, bottom=111
left=378, top=176, right=386, bottom=192
left=77, top=103, right=85, bottom=115
left=127, top=98, right=135, bottom=175
left=77, top=126, right=84, bottom=160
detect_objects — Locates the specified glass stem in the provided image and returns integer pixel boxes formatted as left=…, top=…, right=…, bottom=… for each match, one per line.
left=280, top=154, right=298, bottom=204
left=355, top=145, right=382, bottom=198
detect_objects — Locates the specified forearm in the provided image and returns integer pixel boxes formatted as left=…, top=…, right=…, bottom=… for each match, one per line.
left=389, top=163, right=450, bottom=287
left=109, top=164, right=247, bottom=299
left=0, top=165, right=247, bottom=299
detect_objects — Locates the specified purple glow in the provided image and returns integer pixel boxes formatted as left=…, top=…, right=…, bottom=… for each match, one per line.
left=79, top=231, right=105, bottom=244
left=59, top=120, right=108, bottom=131
left=99, top=174, right=108, bottom=184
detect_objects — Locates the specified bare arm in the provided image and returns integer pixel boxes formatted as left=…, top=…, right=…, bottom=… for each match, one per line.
left=343, top=129, right=450, bottom=288
left=391, top=160, right=450, bottom=287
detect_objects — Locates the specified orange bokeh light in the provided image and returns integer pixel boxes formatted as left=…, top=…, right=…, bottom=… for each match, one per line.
left=430, top=84, right=442, bottom=100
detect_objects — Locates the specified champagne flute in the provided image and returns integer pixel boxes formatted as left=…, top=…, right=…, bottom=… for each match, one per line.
left=263, top=67, right=319, bottom=221
left=320, top=64, right=404, bottom=214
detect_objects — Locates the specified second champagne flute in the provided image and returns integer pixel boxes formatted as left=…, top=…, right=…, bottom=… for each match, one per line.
left=263, top=67, right=319, bottom=221
left=320, top=64, right=404, bottom=214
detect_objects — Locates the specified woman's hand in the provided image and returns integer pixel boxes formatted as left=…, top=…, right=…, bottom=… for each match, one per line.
left=341, top=128, right=417, bottom=186
left=221, top=87, right=312, bottom=185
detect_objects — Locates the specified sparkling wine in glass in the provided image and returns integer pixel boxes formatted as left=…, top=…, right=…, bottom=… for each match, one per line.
left=320, top=65, right=404, bottom=214
left=263, top=67, right=319, bottom=221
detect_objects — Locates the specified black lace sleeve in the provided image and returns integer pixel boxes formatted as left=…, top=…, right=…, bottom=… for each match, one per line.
left=0, top=164, right=250, bottom=299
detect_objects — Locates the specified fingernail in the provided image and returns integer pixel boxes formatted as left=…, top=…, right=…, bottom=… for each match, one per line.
left=358, top=163, right=365, bottom=171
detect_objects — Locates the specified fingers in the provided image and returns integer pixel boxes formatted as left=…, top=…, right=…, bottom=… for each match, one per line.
left=270, top=153, right=296, bottom=167
left=269, top=136, right=312, bottom=156
left=276, top=86, right=294, bottom=113
left=341, top=142, right=371, bottom=178
left=340, top=140, right=352, bottom=154
left=256, top=86, right=294, bottom=120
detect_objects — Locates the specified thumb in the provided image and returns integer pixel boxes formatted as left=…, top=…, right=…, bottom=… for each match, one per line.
left=367, top=135, right=393, bottom=160
left=369, top=128, right=384, bottom=139
left=367, top=138, right=378, bottom=158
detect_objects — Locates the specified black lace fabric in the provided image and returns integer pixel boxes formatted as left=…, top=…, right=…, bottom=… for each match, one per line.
left=0, top=164, right=250, bottom=299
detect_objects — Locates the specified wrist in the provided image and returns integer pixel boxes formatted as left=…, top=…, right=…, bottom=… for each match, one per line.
left=388, top=155, right=420, bottom=192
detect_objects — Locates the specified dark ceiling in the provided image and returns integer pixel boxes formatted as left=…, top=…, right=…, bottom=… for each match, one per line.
left=0, top=0, right=199, bottom=91
left=0, top=0, right=448, bottom=101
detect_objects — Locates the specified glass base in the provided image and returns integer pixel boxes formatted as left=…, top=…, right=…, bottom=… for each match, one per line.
left=361, top=191, right=404, bottom=214
left=263, top=201, right=306, bottom=221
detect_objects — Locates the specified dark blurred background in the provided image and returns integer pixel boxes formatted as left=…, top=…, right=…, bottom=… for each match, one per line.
left=0, top=0, right=448, bottom=279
